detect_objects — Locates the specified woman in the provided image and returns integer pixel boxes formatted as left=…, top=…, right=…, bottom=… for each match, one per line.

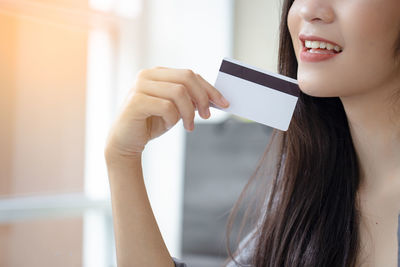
left=104, top=0, right=400, bottom=265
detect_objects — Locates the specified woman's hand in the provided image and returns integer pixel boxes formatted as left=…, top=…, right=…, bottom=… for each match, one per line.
left=105, top=66, right=230, bottom=161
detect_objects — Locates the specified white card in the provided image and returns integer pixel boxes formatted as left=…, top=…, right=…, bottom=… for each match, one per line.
left=211, top=57, right=300, bottom=131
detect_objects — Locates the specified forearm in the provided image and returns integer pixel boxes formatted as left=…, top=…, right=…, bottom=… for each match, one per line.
left=106, top=154, right=175, bottom=267
left=102, top=66, right=223, bottom=266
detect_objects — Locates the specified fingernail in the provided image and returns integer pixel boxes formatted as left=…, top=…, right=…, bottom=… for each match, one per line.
left=204, top=108, right=210, bottom=118
left=188, top=121, right=194, bottom=131
left=219, top=96, right=230, bottom=107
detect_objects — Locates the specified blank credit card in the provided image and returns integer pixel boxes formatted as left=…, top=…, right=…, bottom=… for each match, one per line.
left=211, top=57, right=300, bottom=131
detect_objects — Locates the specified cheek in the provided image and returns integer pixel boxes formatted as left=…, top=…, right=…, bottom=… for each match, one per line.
left=337, top=2, right=399, bottom=94
left=343, top=2, right=394, bottom=56
left=287, top=3, right=301, bottom=57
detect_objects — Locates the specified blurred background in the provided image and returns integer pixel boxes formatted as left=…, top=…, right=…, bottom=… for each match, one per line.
left=0, top=0, right=280, bottom=266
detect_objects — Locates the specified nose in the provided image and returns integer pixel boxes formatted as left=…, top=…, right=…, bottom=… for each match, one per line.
left=299, top=0, right=335, bottom=24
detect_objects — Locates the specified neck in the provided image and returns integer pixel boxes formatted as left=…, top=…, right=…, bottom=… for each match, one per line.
left=340, top=79, right=400, bottom=196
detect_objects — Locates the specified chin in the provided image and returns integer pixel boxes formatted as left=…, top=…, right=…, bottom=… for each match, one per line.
left=297, top=80, right=336, bottom=98
left=297, top=73, right=344, bottom=98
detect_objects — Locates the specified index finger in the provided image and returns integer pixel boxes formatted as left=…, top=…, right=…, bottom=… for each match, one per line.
left=195, top=73, right=230, bottom=108
left=146, top=67, right=228, bottom=117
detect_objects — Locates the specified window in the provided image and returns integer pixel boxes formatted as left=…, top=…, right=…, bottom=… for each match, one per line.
left=0, top=0, right=234, bottom=266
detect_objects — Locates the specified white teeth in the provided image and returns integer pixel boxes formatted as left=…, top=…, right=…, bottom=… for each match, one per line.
left=304, top=40, right=342, bottom=52
left=311, top=41, right=319, bottom=49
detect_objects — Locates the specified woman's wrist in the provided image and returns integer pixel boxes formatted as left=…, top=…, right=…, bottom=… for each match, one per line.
left=104, top=146, right=143, bottom=168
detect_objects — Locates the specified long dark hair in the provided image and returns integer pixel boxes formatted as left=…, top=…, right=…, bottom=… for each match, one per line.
left=223, top=0, right=363, bottom=265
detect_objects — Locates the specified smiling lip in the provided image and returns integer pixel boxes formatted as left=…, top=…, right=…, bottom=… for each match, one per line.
left=300, top=47, right=340, bottom=62
left=298, top=33, right=343, bottom=62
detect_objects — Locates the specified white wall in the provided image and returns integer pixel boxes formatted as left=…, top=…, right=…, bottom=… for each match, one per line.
left=234, top=0, right=281, bottom=72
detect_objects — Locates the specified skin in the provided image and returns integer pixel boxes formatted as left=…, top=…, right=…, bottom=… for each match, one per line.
left=287, top=0, right=400, bottom=265
left=104, top=67, right=229, bottom=266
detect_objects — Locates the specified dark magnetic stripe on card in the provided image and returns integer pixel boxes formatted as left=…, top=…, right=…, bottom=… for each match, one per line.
left=219, top=60, right=300, bottom=97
